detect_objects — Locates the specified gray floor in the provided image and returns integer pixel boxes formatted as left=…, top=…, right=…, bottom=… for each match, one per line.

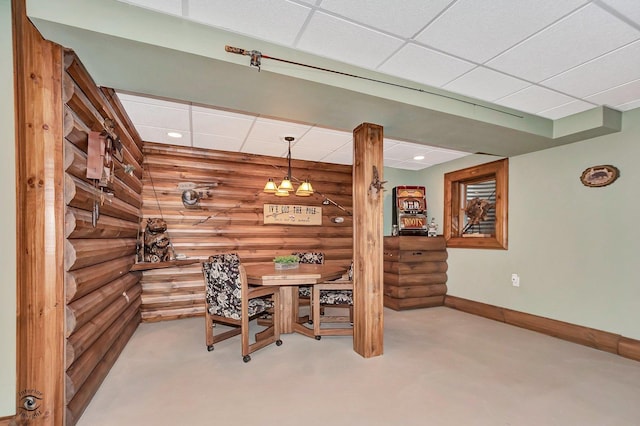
left=77, top=307, right=640, bottom=426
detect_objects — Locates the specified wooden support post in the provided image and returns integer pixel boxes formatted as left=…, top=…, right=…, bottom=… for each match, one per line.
left=13, top=0, right=65, bottom=423
left=352, top=123, right=384, bottom=358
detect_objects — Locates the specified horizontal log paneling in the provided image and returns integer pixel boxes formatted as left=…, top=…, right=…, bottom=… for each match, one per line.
left=63, top=50, right=145, bottom=424
left=66, top=273, right=141, bottom=336
left=384, top=295, right=445, bottom=310
left=65, top=173, right=141, bottom=222
left=65, top=297, right=140, bottom=403
left=66, top=289, right=141, bottom=368
left=384, top=284, right=448, bottom=298
left=139, top=141, right=353, bottom=321
left=65, top=207, right=139, bottom=239
left=65, top=256, right=139, bottom=303
left=445, top=296, right=640, bottom=363
left=66, top=312, right=140, bottom=426
left=383, top=272, right=448, bottom=287
left=64, top=238, right=137, bottom=271
left=383, top=236, right=448, bottom=310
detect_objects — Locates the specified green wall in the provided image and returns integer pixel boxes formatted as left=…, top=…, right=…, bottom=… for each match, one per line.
left=1, top=0, right=17, bottom=417
left=420, top=108, right=640, bottom=340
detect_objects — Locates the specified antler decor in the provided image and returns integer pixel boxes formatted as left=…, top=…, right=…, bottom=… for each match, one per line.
left=462, top=197, right=495, bottom=234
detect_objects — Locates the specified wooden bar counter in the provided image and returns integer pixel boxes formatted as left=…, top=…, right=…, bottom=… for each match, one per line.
left=383, top=236, right=448, bottom=310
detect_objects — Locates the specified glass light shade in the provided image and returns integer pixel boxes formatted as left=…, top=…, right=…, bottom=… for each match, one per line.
left=278, top=178, right=294, bottom=192
left=263, top=178, right=278, bottom=194
left=295, top=180, right=314, bottom=196
left=274, top=187, right=289, bottom=197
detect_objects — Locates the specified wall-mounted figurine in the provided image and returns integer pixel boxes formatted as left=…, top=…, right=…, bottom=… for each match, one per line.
left=143, top=218, right=172, bottom=262
left=427, top=217, right=438, bottom=237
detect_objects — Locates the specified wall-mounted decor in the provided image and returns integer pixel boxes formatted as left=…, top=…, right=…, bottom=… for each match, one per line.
left=580, top=165, right=620, bottom=187
left=264, top=204, right=322, bottom=225
left=176, top=182, right=217, bottom=208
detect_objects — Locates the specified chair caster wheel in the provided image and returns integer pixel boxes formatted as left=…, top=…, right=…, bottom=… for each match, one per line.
left=308, top=320, right=313, bottom=324
left=315, top=336, right=321, bottom=340
left=243, top=355, right=251, bottom=363
left=276, top=339, right=283, bottom=346
left=207, top=345, right=214, bottom=352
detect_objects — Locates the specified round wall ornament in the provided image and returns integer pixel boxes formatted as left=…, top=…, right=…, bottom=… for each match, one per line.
left=579, top=165, right=619, bottom=187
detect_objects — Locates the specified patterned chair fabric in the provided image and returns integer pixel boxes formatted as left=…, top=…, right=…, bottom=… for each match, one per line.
left=319, top=261, right=354, bottom=305
left=293, top=252, right=325, bottom=297
left=203, top=254, right=272, bottom=321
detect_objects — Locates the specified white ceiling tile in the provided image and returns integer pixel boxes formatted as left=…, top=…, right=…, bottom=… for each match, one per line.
left=495, top=86, right=576, bottom=114
left=294, top=127, right=352, bottom=151
left=422, top=149, right=470, bottom=163
left=444, top=67, right=531, bottom=102
left=240, top=139, right=289, bottom=158
left=191, top=109, right=255, bottom=139
left=600, top=0, right=640, bottom=26
left=487, top=3, right=640, bottom=82
left=296, top=12, right=404, bottom=69
left=535, top=100, right=596, bottom=119
left=416, top=0, right=589, bottom=63
left=319, top=0, right=453, bottom=38
left=119, top=100, right=191, bottom=131
left=192, top=133, right=245, bottom=152
left=615, top=98, right=640, bottom=111
left=321, top=142, right=353, bottom=165
left=118, top=93, right=190, bottom=109
left=585, top=79, right=640, bottom=107
left=246, top=117, right=313, bottom=145
left=378, top=43, right=475, bottom=87
left=117, top=0, right=183, bottom=16
left=388, top=160, right=431, bottom=171
left=542, top=40, right=640, bottom=97
left=383, top=158, right=406, bottom=168
left=290, top=145, right=333, bottom=162
left=136, top=125, right=192, bottom=146
left=187, top=0, right=311, bottom=45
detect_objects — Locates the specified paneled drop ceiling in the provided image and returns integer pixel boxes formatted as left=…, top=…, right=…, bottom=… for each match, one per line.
left=28, top=0, right=640, bottom=167
left=117, top=0, right=640, bottom=119
left=117, top=93, right=471, bottom=170
left=111, top=0, right=640, bottom=169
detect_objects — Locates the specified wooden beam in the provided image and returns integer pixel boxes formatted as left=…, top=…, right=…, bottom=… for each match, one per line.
left=12, top=0, right=65, bottom=423
left=352, top=123, right=384, bottom=358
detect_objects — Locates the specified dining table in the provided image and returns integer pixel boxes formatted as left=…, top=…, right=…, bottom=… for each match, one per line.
left=244, top=263, right=347, bottom=337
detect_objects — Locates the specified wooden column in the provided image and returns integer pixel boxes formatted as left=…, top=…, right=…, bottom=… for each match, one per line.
left=352, top=123, right=384, bottom=358
left=13, top=0, right=65, bottom=424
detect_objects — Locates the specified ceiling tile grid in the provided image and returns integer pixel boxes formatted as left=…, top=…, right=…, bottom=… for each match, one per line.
left=114, top=0, right=640, bottom=163
left=117, top=0, right=640, bottom=118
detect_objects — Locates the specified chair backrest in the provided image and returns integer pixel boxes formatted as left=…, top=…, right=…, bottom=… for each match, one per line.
left=292, top=252, right=325, bottom=264
left=203, top=253, right=242, bottom=318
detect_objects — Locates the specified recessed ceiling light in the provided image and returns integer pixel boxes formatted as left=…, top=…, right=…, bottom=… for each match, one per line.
left=167, top=132, right=183, bottom=138
left=413, top=155, right=425, bottom=160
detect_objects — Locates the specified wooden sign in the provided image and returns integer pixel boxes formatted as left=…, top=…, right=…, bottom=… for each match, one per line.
left=263, top=204, right=322, bottom=226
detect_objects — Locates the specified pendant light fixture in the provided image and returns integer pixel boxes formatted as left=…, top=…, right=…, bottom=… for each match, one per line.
left=264, top=136, right=314, bottom=197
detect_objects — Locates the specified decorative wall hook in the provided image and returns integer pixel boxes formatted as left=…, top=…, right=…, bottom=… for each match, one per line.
left=368, top=166, right=387, bottom=200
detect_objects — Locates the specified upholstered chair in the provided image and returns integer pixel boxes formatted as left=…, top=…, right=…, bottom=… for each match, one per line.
left=312, top=261, right=354, bottom=338
left=292, top=251, right=325, bottom=323
left=202, top=253, right=282, bottom=362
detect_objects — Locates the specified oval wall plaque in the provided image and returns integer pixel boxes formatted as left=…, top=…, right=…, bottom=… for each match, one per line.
left=580, top=165, right=619, bottom=187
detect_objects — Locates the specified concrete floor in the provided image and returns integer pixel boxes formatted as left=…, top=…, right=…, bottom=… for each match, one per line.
left=77, top=307, right=640, bottom=426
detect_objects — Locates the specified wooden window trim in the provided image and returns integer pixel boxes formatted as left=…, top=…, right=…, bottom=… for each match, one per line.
left=444, top=159, right=508, bottom=249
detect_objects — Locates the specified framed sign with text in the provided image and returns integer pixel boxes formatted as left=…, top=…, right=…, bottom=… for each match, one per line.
left=263, top=204, right=322, bottom=226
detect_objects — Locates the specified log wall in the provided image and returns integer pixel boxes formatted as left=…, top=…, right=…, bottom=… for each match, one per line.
left=139, top=142, right=354, bottom=322
left=383, top=236, right=448, bottom=310
left=63, top=51, right=143, bottom=425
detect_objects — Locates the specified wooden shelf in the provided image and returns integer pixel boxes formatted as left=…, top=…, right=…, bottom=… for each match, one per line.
left=130, top=259, right=200, bottom=271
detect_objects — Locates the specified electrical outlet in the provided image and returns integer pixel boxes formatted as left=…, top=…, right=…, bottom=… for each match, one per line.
left=511, top=273, right=520, bottom=287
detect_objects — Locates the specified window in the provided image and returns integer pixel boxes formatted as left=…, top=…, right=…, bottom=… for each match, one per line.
left=443, top=159, right=508, bottom=249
